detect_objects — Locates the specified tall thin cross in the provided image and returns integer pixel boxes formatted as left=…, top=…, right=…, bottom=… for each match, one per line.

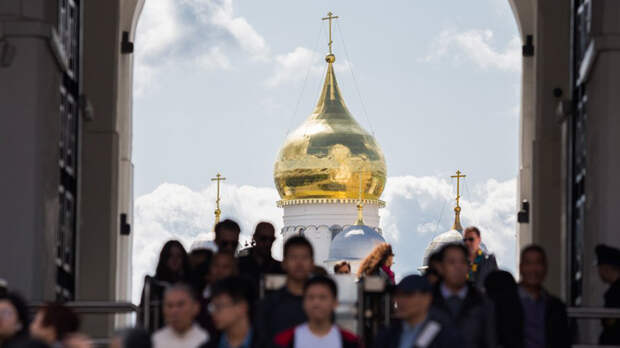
left=322, top=12, right=339, bottom=55
left=211, top=173, right=226, bottom=226
left=451, top=170, right=466, bottom=208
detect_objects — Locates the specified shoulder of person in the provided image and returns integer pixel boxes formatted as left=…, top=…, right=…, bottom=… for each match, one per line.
left=273, top=327, right=296, bottom=348
left=338, top=327, right=359, bottom=343
left=151, top=326, right=170, bottom=340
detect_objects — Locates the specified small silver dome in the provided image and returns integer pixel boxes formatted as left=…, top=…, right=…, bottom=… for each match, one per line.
left=422, top=229, right=463, bottom=266
left=327, top=224, right=385, bottom=261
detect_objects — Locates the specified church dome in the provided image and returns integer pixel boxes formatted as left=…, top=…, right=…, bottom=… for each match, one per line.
left=274, top=57, right=386, bottom=202
left=327, top=224, right=385, bottom=261
left=422, top=229, right=463, bottom=266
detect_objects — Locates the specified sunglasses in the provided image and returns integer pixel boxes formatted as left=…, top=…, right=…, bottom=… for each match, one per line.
left=463, top=238, right=475, bottom=242
left=218, top=240, right=238, bottom=248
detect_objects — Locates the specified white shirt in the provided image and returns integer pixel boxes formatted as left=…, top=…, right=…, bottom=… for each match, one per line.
left=153, top=324, right=209, bottom=348
left=440, top=283, right=468, bottom=299
left=294, top=323, right=342, bottom=348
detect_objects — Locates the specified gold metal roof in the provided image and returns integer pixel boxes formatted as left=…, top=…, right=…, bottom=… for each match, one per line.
left=273, top=57, right=386, bottom=201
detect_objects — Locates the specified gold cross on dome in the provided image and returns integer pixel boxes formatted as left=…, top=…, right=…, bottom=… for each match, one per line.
left=211, top=173, right=226, bottom=225
left=450, top=170, right=466, bottom=208
left=322, top=11, right=339, bottom=55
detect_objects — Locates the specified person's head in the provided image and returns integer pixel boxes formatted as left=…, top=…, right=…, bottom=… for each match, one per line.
left=484, top=270, right=518, bottom=300
left=214, top=219, right=241, bottom=254
left=357, top=243, right=394, bottom=278
left=393, top=275, right=433, bottom=322
left=282, top=236, right=314, bottom=282
left=110, top=328, right=152, bottom=348
left=162, top=284, right=200, bottom=334
left=208, top=277, right=255, bottom=332
left=252, top=222, right=276, bottom=258
left=519, top=244, right=547, bottom=288
left=425, top=251, right=443, bottom=285
left=595, top=244, right=620, bottom=284
left=189, top=248, right=213, bottom=270
left=155, top=240, right=190, bottom=282
left=438, top=243, right=469, bottom=289
left=30, top=303, right=79, bottom=344
left=0, top=292, right=29, bottom=342
left=463, top=226, right=482, bottom=254
left=209, top=252, right=238, bottom=283
left=303, top=276, right=338, bottom=323
left=333, top=261, right=351, bottom=274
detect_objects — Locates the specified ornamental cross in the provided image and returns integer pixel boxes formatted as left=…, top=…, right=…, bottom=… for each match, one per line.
left=211, top=173, right=226, bottom=225
left=322, top=11, right=339, bottom=55
left=451, top=170, right=466, bottom=208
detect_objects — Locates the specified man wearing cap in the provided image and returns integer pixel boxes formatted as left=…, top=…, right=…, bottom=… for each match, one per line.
left=595, top=244, right=620, bottom=345
left=373, top=275, right=460, bottom=348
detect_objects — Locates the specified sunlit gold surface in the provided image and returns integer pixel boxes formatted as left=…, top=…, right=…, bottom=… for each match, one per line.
left=274, top=61, right=387, bottom=201
left=450, top=170, right=466, bottom=232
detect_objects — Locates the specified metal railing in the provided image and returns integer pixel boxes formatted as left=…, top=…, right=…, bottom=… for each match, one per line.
left=567, top=307, right=620, bottom=319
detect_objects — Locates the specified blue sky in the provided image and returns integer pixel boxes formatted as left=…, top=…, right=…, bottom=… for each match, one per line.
left=130, top=0, right=521, bottom=299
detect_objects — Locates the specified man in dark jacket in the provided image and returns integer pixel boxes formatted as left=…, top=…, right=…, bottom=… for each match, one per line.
left=595, top=244, right=620, bottom=345
left=255, top=236, right=314, bottom=347
left=374, top=275, right=461, bottom=348
left=238, top=222, right=284, bottom=291
left=463, top=226, right=497, bottom=291
left=431, top=243, right=496, bottom=348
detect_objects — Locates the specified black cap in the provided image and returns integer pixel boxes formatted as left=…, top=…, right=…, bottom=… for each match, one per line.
left=395, top=275, right=432, bottom=294
left=595, top=244, right=620, bottom=267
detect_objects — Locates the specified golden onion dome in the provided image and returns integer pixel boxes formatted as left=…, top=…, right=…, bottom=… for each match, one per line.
left=274, top=56, right=386, bottom=201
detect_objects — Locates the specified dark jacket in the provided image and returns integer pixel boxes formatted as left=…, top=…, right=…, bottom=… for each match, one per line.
left=472, top=253, right=497, bottom=291
left=238, top=250, right=284, bottom=294
left=255, top=286, right=307, bottom=347
left=199, top=332, right=260, bottom=348
left=543, top=291, right=571, bottom=348
left=431, top=282, right=496, bottom=348
left=600, top=279, right=620, bottom=345
left=273, top=326, right=361, bottom=348
left=373, top=318, right=462, bottom=348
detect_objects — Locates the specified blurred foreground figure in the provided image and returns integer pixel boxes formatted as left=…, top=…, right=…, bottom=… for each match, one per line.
left=238, top=222, right=283, bottom=290
left=30, top=303, right=80, bottom=347
left=462, top=227, right=497, bottom=290
left=214, top=220, right=240, bottom=255
left=484, top=271, right=523, bottom=348
left=110, top=328, right=151, bottom=348
left=519, top=245, right=570, bottom=348
left=595, top=244, right=620, bottom=346
left=374, top=275, right=461, bottom=348
left=153, top=284, right=208, bottom=348
left=256, top=236, right=314, bottom=346
left=431, top=243, right=496, bottom=348
left=200, top=277, right=257, bottom=348
left=0, top=292, right=29, bottom=347
left=274, top=276, right=361, bottom=348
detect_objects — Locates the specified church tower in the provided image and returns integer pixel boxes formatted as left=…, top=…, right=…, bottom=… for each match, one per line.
left=273, top=12, right=387, bottom=267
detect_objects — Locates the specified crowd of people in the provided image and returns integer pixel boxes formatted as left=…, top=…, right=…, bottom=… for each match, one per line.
left=0, top=219, right=619, bottom=348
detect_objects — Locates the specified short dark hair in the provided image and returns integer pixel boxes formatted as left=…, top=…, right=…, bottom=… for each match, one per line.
left=438, top=243, right=468, bottom=262
left=215, top=219, right=241, bottom=237
left=464, top=226, right=481, bottom=237
left=211, top=276, right=256, bottom=306
left=304, top=275, right=338, bottom=298
left=521, top=244, right=547, bottom=265
left=283, top=235, right=314, bottom=258
left=254, top=222, right=275, bottom=236
left=333, top=261, right=351, bottom=273
left=40, top=303, right=80, bottom=340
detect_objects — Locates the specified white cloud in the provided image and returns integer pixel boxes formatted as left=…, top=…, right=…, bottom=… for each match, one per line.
left=423, top=29, right=521, bottom=72
left=132, top=176, right=517, bottom=302
left=266, top=46, right=353, bottom=87
left=134, top=0, right=268, bottom=96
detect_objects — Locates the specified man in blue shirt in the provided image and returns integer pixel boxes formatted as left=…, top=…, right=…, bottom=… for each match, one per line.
left=374, top=275, right=461, bottom=348
left=199, top=276, right=256, bottom=348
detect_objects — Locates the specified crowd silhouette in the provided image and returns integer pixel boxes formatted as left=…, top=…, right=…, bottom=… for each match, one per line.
left=1, top=219, right=619, bottom=348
